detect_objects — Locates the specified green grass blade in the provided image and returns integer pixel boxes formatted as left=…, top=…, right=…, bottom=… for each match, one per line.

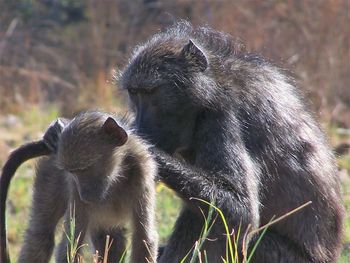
left=190, top=198, right=235, bottom=263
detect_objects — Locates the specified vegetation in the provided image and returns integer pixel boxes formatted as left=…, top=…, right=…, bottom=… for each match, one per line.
left=1, top=105, right=349, bottom=262
left=1, top=1, right=349, bottom=261
left=1, top=1, right=350, bottom=123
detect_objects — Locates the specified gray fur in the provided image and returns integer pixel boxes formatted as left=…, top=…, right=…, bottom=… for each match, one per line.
left=118, top=21, right=344, bottom=263
left=19, top=111, right=158, bottom=263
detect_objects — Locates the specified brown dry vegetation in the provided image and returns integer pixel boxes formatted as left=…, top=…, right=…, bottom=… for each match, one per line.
left=0, top=0, right=349, bottom=124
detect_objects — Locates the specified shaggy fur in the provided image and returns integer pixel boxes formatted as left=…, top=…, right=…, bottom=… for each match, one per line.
left=119, top=21, right=344, bottom=263
left=5, top=111, right=158, bottom=263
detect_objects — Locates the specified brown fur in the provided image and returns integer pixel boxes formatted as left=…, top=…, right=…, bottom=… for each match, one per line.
left=16, top=111, right=158, bottom=263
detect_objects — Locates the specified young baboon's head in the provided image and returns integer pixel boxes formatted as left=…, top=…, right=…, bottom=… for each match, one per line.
left=57, top=112, right=128, bottom=203
left=119, top=25, right=210, bottom=154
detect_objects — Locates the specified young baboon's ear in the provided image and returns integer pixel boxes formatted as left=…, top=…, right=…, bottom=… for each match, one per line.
left=180, top=40, right=208, bottom=72
left=103, top=117, right=128, bottom=146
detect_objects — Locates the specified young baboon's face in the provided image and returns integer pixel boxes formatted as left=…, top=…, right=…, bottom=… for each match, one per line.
left=57, top=113, right=128, bottom=203
left=120, top=40, right=207, bottom=154
left=66, top=161, right=110, bottom=203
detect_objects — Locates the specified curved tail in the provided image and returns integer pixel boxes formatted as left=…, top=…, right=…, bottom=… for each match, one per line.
left=0, top=141, right=51, bottom=263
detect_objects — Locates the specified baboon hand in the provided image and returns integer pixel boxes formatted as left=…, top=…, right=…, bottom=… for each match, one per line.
left=43, top=118, right=69, bottom=152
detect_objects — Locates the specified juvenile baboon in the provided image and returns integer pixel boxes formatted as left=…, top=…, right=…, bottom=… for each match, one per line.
left=1, top=111, right=158, bottom=263
left=118, top=21, right=344, bottom=263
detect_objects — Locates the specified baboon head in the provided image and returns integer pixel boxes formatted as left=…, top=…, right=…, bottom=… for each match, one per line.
left=120, top=39, right=209, bottom=154
left=57, top=112, right=128, bottom=203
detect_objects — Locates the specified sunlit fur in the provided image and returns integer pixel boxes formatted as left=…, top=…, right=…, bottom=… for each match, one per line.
left=119, top=21, right=344, bottom=263
left=19, top=111, right=158, bottom=263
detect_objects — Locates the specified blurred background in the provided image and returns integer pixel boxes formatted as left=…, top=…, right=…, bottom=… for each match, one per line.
left=0, top=0, right=349, bottom=261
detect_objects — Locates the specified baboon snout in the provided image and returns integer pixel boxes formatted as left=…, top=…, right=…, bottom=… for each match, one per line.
left=74, top=177, right=105, bottom=204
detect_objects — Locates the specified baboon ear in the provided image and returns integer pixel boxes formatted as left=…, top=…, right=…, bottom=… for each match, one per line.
left=103, top=117, right=128, bottom=146
left=180, top=40, right=208, bottom=72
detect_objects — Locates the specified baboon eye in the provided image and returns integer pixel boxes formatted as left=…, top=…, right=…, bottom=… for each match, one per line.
left=144, top=87, right=156, bottom=94
left=128, top=85, right=160, bottom=95
left=128, top=87, right=137, bottom=95
left=145, top=84, right=161, bottom=94
left=69, top=167, right=89, bottom=174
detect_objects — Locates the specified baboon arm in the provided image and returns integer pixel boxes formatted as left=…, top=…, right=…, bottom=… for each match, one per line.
left=153, top=147, right=259, bottom=231
left=131, top=209, right=158, bottom=263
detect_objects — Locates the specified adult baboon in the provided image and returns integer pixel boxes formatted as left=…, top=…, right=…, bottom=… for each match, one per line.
left=118, top=21, right=344, bottom=263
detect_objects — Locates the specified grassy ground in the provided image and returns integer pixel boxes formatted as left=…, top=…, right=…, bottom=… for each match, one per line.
left=1, top=105, right=349, bottom=262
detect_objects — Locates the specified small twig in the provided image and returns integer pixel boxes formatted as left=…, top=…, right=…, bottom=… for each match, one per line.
left=248, top=201, right=312, bottom=238
left=103, top=235, right=113, bottom=263
left=92, top=250, right=99, bottom=263
left=0, top=65, right=76, bottom=90
left=241, top=224, right=252, bottom=262
left=0, top=18, right=18, bottom=59
left=143, top=239, right=156, bottom=263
